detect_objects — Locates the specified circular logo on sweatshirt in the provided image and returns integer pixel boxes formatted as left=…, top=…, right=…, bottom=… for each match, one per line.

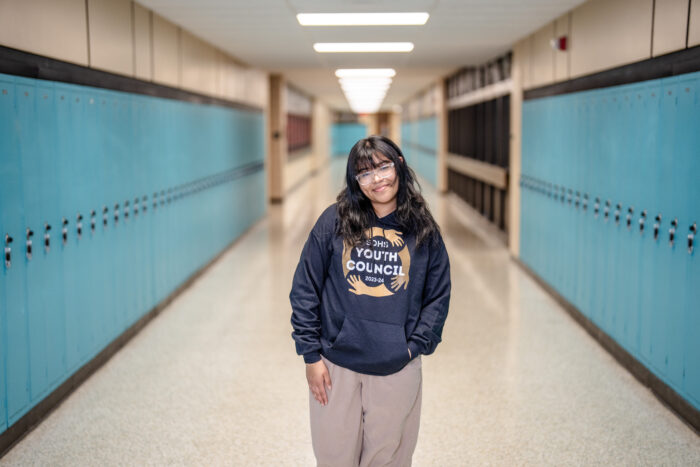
left=342, top=227, right=411, bottom=297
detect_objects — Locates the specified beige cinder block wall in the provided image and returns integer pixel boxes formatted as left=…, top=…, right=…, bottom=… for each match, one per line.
left=507, top=0, right=698, bottom=256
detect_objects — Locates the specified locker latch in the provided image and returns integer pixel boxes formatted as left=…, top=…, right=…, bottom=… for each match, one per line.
left=669, top=218, right=678, bottom=246
left=567, top=189, right=572, bottom=205
left=124, top=200, right=130, bottom=220
left=114, top=203, right=120, bottom=225
left=604, top=200, right=611, bottom=221
left=142, top=195, right=148, bottom=213
left=153, top=192, right=158, bottom=210
left=654, top=214, right=662, bottom=240
left=26, top=228, right=34, bottom=260
left=614, top=203, right=621, bottom=225
left=626, top=207, right=634, bottom=229
left=639, top=210, right=647, bottom=233
left=103, top=206, right=109, bottom=227
left=5, top=234, right=13, bottom=269
left=689, top=223, right=697, bottom=254
left=594, top=197, right=600, bottom=218
left=133, top=198, right=139, bottom=216
left=44, top=223, right=51, bottom=253
left=90, top=210, right=97, bottom=233
left=560, top=186, right=566, bottom=204
left=62, top=218, right=69, bottom=245
left=77, top=214, right=83, bottom=239
left=582, top=193, right=588, bottom=211
left=575, top=191, right=580, bottom=209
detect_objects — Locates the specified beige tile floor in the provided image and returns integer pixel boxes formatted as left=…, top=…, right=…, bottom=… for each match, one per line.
left=1, top=158, right=699, bottom=466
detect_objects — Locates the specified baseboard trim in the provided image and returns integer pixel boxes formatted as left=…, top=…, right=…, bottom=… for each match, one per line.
left=512, top=257, right=700, bottom=435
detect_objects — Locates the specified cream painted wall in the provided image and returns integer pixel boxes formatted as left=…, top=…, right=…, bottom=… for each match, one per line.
left=570, top=0, right=653, bottom=78
left=151, top=13, right=180, bottom=88
left=312, top=99, right=331, bottom=172
left=180, top=30, right=218, bottom=96
left=133, top=3, right=152, bottom=81
left=554, top=14, right=570, bottom=81
left=689, top=0, right=700, bottom=47
left=653, top=0, right=691, bottom=56
left=0, top=0, right=88, bottom=65
left=530, top=22, right=555, bottom=88
left=0, top=0, right=267, bottom=109
left=88, top=0, right=133, bottom=76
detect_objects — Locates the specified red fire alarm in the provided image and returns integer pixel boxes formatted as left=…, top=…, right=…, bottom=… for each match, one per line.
left=550, top=36, right=567, bottom=51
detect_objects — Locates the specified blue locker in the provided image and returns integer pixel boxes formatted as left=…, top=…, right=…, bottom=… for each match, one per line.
left=1, top=75, right=31, bottom=427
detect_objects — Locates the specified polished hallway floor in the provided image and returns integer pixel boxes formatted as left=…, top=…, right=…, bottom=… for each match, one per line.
left=2, top=158, right=699, bottom=466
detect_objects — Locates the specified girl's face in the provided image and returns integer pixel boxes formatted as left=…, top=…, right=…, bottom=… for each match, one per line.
left=357, top=153, right=400, bottom=215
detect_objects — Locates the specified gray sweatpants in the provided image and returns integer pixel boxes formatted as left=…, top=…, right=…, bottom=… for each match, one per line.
left=309, top=355, right=422, bottom=467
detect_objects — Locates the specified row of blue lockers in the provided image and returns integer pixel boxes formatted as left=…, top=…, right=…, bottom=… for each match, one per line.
left=520, top=70, right=700, bottom=410
left=401, top=117, right=438, bottom=187
left=0, top=73, right=267, bottom=434
left=330, top=123, right=368, bottom=157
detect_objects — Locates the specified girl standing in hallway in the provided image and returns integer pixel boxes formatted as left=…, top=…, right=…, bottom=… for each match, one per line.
left=290, top=135, right=451, bottom=466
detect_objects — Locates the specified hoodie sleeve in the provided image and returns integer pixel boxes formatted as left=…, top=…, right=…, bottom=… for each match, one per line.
left=290, top=221, right=333, bottom=364
left=408, top=237, right=451, bottom=358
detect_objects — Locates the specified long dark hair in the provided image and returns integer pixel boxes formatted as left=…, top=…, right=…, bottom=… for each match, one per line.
left=336, top=135, right=440, bottom=248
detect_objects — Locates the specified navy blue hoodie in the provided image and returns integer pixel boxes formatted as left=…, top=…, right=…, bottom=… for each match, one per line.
left=290, top=204, right=450, bottom=376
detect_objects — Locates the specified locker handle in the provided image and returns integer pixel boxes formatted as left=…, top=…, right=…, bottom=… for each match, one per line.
left=76, top=214, right=83, bottom=239
left=134, top=198, right=139, bottom=216
left=44, top=223, right=51, bottom=252
left=5, top=234, right=12, bottom=269
left=114, top=203, right=120, bottom=224
left=639, top=210, right=647, bottom=233
left=654, top=214, right=662, bottom=240
left=142, top=195, right=148, bottom=213
left=614, top=204, right=621, bottom=225
left=124, top=200, right=130, bottom=219
left=582, top=194, right=588, bottom=211
left=575, top=191, right=580, bottom=209
left=153, top=192, right=158, bottom=209
left=594, top=198, right=600, bottom=217
left=62, top=218, right=69, bottom=245
left=90, top=210, right=96, bottom=233
left=689, top=223, right=697, bottom=254
left=669, top=218, right=678, bottom=246
left=103, top=206, right=109, bottom=227
left=26, top=228, right=34, bottom=260
left=626, top=207, right=634, bottom=229
left=604, top=201, right=611, bottom=221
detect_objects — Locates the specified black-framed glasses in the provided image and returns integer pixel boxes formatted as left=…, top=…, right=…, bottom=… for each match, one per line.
left=355, top=162, right=395, bottom=186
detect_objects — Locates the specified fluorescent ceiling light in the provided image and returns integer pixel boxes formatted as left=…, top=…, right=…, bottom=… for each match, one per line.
left=336, top=68, right=396, bottom=78
left=314, top=42, right=414, bottom=53
left=339, top=78, right=392, bottom=87
left=298, top=12, right=429, bottom=26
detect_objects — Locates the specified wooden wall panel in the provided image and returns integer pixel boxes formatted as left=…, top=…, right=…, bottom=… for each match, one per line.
left=0, top=0, right=88, bottom=66
left=653, top=0, right=690, bottom=56
left=88, top=0, right=133, bottom=76
left=570, top=0, right=653, bottom=78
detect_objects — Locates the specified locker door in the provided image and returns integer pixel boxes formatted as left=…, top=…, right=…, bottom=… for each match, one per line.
left=638, top=81, right=662, bottom=367
left=55, top=83, right=86, bottom=374
left=16, top=79, right=50, bottom=403
left=1, top=75, right=31, bottom=427
left=682, top=72, right=700, bottom=407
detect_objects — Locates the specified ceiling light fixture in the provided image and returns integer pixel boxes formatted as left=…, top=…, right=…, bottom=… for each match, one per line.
left=314, top=42, right=414, bottom=53
left=335, top=68, right=396, bottom=78
left=297, top=12, right=429, bottom=26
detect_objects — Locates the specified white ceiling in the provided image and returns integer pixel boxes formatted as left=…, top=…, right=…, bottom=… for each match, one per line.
left=137, top=0, right=586, bottom=112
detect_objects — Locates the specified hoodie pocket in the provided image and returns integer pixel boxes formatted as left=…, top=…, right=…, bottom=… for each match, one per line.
left=329, top=316, right=409, bottom=373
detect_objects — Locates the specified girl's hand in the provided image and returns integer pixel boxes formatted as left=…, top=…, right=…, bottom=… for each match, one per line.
left=306, top=360, right=332, bottom=406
